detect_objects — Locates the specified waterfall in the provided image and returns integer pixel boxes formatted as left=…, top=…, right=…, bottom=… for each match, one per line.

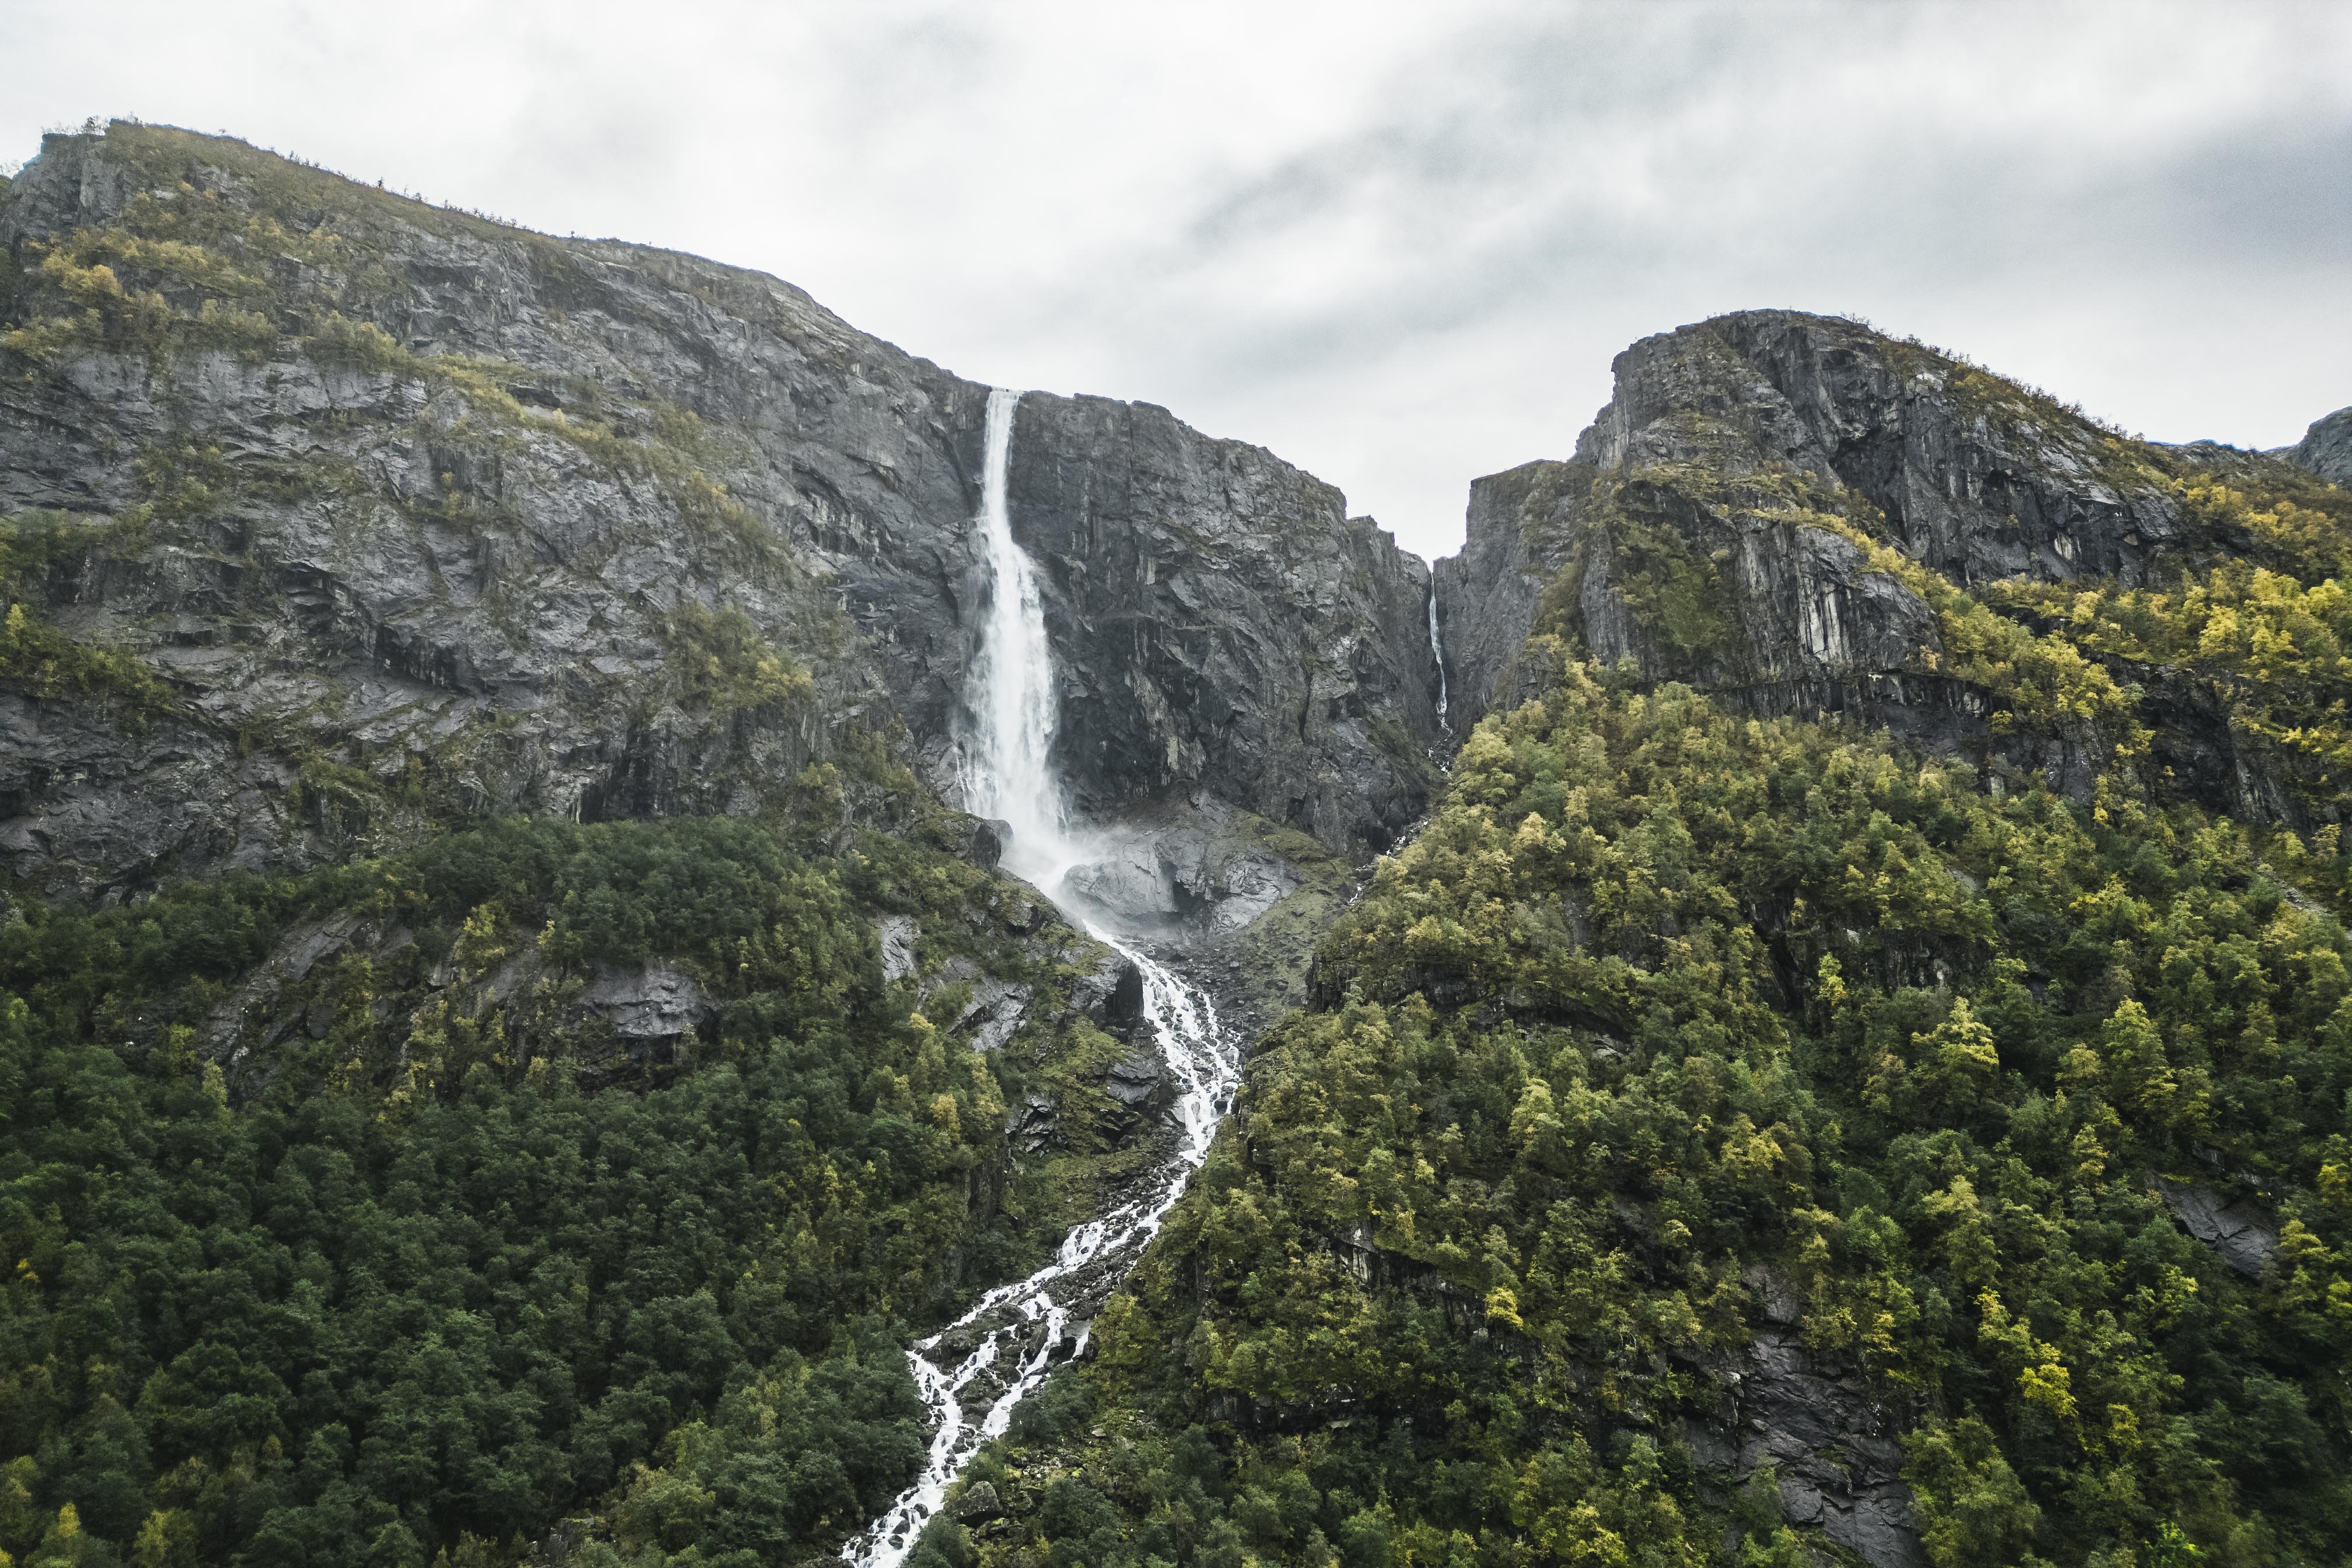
left=1427, top=580, right=1450, bottom=734
left=844, top=391, right=1240, bottom=1568
left=958, top=388, right=1079, bottom=891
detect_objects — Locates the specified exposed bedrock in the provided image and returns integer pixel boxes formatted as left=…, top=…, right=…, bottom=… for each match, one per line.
left=0, top=127, right=1443, bottom=898
left=1433, top=309, right=2337, bottom=817
left=1004, top=392, right=1442, bottom=859
left=2281, top=405, right=2352, bottom=488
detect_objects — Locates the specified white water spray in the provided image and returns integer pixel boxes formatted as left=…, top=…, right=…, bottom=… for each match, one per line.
left=1427, top=582, right=1450, bottom=734
left=958, top=388, right=1082, bottom=891
left=845, top=391, right=1240, bottom=1568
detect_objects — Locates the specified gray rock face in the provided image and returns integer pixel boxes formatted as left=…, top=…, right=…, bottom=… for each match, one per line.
left=950, top=978, right=1032, bottom=1054
left=1062, top=821, right=1306, bottom=933
left=1068, top=949, right=1145, bottom=1032
left=1678, top=1270, right=1925, bottom=1568
left=1430, top=460, right=1583, bottom=735
left=1580, top=311, right=2197, bottom=590
left=878, top=915, right=920, bottom=984
left=1104, top=1048, right=1167, bottom=1110
left=2282, top=406, right=2352, bottom=488
left=1433, top=310, right=2323, bottom=816
left=1438, top=310, right=2230, bottom=737
left=2154, top=1175, right=2279, bottom=1276
left=573, top=960, right=712, bottom=1047
left=0, top=127, right=1440, bottom=898
left=1734, top=1330, right=1925, bottom=1568
left=1007, top=393, right=1443, bottom=856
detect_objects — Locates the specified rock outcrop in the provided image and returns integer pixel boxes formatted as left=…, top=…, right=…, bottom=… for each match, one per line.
left=2283, top=405, right=2352, bottom=488
left=1009, top=394, right=1441, bottom=855
left=1434, top=309, right=2337, bottom=818
left=2153, top=1175, right=2280, bottom=1277
left=0, top=124, right=1441, bottom=900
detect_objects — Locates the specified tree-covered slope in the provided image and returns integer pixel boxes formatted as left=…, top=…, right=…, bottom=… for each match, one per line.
left=0, top=741, right=1176, bottom=1568
left=0, top=119, right=1444, bottom=1568
left=936, top=321, right=2352, bottom=1568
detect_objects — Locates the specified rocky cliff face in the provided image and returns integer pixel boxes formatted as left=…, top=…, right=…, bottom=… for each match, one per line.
left=1009, top=393, right=1440, bottom=856
left=0, top=124, right=1440, bottom=901
left=2285, top=405, right=2352, bottom=488
left=1436, top=309, right=2347, bottom=820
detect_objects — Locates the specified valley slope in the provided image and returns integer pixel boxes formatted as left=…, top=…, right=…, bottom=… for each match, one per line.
left=932, top=317, right=2352, bottom=1568
left=0, top=122, right=1438, bottom=1568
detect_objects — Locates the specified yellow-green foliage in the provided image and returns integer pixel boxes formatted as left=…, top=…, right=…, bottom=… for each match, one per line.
left=0, top=513, right=174, bottom=717
left=1973, top=472, right=2352, bottom=817
left=660, top=604, right=816, bottom=713
left=968, top=659, right=2352, bottom=1568
left=0, top=601, right=173, bottom=715
left=1801, top=510, right=2148, bottom=747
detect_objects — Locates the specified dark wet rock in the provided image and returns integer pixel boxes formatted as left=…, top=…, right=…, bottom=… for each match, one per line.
left=967, top=817, right=1009, bottom=869
left=951, top=1480, right=1003, bottom=1524
left=1104, top=1048, right=1167, bottom=1110
left=2153, top=1175, right=2278, bottom=1276
left=1068, top=949, right=1145, bottom=1034
left=1007, top=393, right=1443, bottom=857
left=1684, top=1327, right=1926, bottom=1568
left=1007, top=1091, right=1058, bottom=1154
left=2281, top=406, right=2352, bottom=488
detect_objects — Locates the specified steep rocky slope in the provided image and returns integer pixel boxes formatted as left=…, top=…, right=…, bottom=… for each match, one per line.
left=0, top=123, right=1440, bottom=902
left=0, top=122, right=1446, bottom=1568
left=2284, top=405, right=2352, bottom=489
left=1438, top=311, right=2352, bottom=824
left=1010, top=393, right=1439, bottom=856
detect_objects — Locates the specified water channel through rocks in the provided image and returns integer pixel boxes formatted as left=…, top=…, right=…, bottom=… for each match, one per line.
left=845, top=390, right=1242, bottom=1567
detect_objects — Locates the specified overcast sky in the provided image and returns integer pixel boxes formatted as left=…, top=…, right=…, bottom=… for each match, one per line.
left=6, top=1, right=2348, bottom=561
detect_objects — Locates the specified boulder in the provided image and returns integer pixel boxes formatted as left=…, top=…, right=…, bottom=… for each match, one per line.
left=573, top=960, right=712, bottom=1046
left=2154, top=1175, right=2278, bottom=1276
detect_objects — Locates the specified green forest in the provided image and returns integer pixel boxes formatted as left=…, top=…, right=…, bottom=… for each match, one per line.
left=937, top=659, right=2352, bottom=1568
left=905, top=412, right=2352, bottom=1566
left=0, top=769, right=1143, bottom=1568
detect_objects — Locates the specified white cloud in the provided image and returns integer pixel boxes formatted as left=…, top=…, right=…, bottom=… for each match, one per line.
left=5, top=0, right=2348, bottom=559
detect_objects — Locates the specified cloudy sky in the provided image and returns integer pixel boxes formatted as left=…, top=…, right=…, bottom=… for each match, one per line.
left=6, top=1, right=2348, bottom=561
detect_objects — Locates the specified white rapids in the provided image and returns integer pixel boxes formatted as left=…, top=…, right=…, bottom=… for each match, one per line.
left=844, top=388, right=1241, bottom=1568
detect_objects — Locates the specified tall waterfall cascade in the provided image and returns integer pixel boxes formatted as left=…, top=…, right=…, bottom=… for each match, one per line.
left=1427, top=583, right=1450, bottom=734
left=845, top=390, right=1241, bottom=1568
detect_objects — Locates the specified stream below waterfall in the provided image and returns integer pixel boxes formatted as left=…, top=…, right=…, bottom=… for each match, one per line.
left=843, top=390, right=1242, bottom=1568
